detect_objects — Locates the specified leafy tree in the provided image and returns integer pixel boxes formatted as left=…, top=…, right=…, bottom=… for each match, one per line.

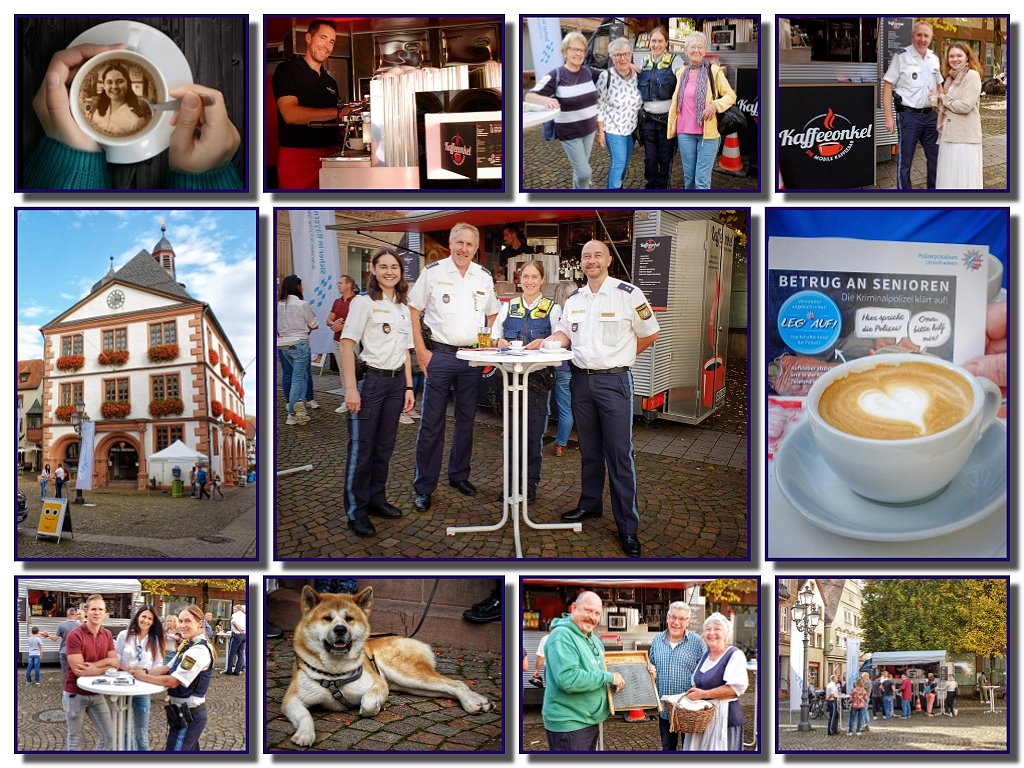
left=862, top=579, right=1006, bottom=659
left=703, top=578, right=757, bottom=613
left=140, top=579, right=247, bottom=612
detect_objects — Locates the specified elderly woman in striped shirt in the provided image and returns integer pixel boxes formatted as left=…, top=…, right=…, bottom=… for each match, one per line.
left=596, top=37, right=643, bottom=188
left=525, top=31, right=600, bottom=189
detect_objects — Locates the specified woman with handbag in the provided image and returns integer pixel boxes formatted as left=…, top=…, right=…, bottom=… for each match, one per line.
left=596, top=37, right=643, bottom=189
left=935, top=43, right=984, bottom=189
left=681, top=612, right=748, bottom=751
left=525, top=32, right=599, bottom=189
left=667, top=31, right=737, bottom=189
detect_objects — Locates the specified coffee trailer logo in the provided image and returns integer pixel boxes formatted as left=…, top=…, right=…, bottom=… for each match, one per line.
left=640, top=238, right=659, bottom=253
left=778, top=107, right=872, bottom=162
left=443, top=132, right=473, bottom=167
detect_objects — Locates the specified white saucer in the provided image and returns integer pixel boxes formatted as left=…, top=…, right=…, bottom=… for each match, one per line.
left=539, top=347, right=565, bottom=354
left=69, top=20, right=193, bottom=164
left=775, top=420, right=1006, bottom=542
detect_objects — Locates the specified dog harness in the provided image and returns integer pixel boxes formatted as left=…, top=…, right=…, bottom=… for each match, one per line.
left=299, top=657, right=366, bottom=708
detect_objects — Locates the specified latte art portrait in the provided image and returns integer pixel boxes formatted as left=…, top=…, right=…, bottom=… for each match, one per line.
left=817, top=361, right=973, bottom=439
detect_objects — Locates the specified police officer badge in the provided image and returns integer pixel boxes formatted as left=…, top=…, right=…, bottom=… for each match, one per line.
left=571, top=323, right=579, bottom=333
left=636, top=303, right=653, bottom=320
left=382, top=323, right=391, bottom=334
left=442, top=294, right=451, bottom=304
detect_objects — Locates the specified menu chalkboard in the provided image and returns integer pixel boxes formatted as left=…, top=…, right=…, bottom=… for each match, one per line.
left=881, top=17, right=913, bottom=72
left=634, top=235, right=671, bottom=311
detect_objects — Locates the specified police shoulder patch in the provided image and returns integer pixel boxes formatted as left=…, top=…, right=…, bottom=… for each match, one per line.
left=180, top=655, right=196, bottom=671
left=636, top=303, right=653, bottom=320
left=479, top=265, right=492, bottom=277
left=617, top=282, right=635, bottom=293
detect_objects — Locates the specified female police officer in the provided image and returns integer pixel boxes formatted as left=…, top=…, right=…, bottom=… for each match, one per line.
left=131, top=604, right=215, bottom=751
left=340, top=247, right=415, bottom=537
left=491, top=261, right=561, bottom=502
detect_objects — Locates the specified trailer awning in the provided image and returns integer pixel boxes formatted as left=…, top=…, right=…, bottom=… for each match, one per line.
left=329, top=209, right=628, bottom=234
left=866, top=650, right=947, bottom=666
left=20, top=578, right=142, bottom=594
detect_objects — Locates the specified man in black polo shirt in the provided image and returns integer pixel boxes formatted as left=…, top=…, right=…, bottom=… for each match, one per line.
left=272, top=19, right=358, bottom=189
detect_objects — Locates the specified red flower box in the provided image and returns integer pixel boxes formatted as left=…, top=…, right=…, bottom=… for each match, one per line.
left=220, top=363, right=230, bottom=377
left=98, top=349, right=130, bottom=366
left=211, top=400, right=224, bottom=417
left=55, top=404, right=77, bottom=422
left=148, top=343, right=179, bottom=363
left=56, top=355, right=85, bottom=372
left=100, top=401, right=131, bottom=419
left=209, top=349, right=220, bottom=365
left=149, top=397, right=185, bottom=417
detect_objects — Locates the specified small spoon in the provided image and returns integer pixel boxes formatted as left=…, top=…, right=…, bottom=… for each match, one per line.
left=143, top=94, right=215, bottom=112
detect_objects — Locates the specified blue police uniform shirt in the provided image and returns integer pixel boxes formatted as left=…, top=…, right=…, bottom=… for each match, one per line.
left=556, top=278, right=660, bottom=369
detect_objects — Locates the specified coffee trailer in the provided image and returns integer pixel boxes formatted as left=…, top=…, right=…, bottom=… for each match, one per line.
left=330, top=208, right=747, bottom=425
left=18, top=578, right=142, bottom=664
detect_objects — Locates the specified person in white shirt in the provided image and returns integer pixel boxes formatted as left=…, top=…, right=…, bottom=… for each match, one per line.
left=225, top=604, right=246, bottom=675
left=340, top=247, right=415, bottom=537
left=276, top=274, right=319, bottom=425
left=541, top=240, right=659, bottom=557
left=115, top=605, right=165, bottom=750
left=408, top=223, right=499, bottom=511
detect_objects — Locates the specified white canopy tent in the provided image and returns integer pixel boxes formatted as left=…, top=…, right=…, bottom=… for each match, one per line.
left=148, top=440, right=208, bottom=485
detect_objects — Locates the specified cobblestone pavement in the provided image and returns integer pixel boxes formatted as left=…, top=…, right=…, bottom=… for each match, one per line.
left=275, top=361, right=749, bottom=561
left=264, top=636, right=503, bottom=752
left=777, top=701, right=1007, bottom=751
left=521, top=110, right=760, bottom=192
left=15, top=482, right=257, bottom=560
left=522, top=682, right=758, bottom=752
left=16, top=663, right=247, bottom=752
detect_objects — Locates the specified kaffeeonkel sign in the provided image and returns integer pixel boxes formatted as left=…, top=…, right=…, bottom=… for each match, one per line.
left=777, top=84, right=876, bottom=189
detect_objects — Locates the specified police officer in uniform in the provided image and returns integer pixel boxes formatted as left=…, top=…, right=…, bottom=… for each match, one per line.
left=340, top=247, right=415, bottom=537
left=883, top=21, right=943, bottom=189
left=638, top=25, right=683, bottom=189
left=132, top=604, right=215, bottom=751
left=272, top=19, right=360, bottom=189
left=491, top=261, right=561, bottom=502
left=408, top=222, right=500, bottom=511
left=540, top=240, right=660, bottom=557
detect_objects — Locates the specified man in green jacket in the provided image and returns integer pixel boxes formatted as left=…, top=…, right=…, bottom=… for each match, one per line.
left=542, top=591, right=625, bottom=751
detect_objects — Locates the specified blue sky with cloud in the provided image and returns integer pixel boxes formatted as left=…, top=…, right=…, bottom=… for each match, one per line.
left=16, top=208, right=258, bottom=414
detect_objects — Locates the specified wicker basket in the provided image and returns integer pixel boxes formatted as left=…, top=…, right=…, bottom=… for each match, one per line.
left=668, top=700, right=715, bottom=734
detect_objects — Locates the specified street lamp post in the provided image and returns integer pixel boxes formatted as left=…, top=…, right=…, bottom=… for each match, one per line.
left=69, top=398, right=90, bottom=505
left=792, top=583, right=820, bottom=732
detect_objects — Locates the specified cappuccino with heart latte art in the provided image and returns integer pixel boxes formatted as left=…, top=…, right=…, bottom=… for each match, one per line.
left=817, top=361, right=973, bottom=439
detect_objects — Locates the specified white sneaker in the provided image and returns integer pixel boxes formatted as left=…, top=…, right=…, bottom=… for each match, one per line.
left=306, top=399, right=320, bottom=409
left=335, top=405, right=347, bottom=413
left=399, top=413, right=414, bottom=425
left=408, top=408, right=421, bottom=419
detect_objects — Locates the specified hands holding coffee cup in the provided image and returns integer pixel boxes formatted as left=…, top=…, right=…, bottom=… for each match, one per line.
left=32, top=41, right=239, bottom=175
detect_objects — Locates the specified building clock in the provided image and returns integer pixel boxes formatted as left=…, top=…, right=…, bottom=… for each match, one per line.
left=106, top=289, right=126, bottom=309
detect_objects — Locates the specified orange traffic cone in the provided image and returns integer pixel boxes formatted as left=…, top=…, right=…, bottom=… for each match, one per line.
left=718, top=132, right=743, bottom=174
left=915, top=694, right=923, bottom=713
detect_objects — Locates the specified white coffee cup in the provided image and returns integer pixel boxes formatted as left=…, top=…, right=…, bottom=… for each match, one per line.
left=805, top=353, right=1001, bottom=504
left=987, top=255, right=1004, bottom=303
left=542, top=340, right=561, bottom=351
left=70, top=48, right=168, bottom=148
left=509, top=340, right=524, bottom=350
left=346, top=137, right=366, bottom=152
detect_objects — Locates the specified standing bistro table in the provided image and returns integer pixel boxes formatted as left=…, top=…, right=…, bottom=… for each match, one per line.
left=455, top=348, right=580, bottom=557
left=982, top=685, right=1001, bottom=714
left=77, top=672, right=166, bottom=751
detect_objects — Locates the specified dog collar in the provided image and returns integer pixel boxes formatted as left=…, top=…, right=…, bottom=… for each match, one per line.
left=299, top=658, right=363, bottom=707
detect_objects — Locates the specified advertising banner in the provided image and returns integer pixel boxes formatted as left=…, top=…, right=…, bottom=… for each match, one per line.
left=777, top=84, right=876, bottom=189
left=735, top=67, right=759, bottom=167
left=633, top=235, right=671, bottom=311
left=288, top=210, right=340, bottom=357
left=76, top=420, right=95, bottom=491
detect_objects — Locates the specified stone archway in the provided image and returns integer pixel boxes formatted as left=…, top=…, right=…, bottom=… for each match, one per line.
left=95, top=433, right=142, bottom=487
